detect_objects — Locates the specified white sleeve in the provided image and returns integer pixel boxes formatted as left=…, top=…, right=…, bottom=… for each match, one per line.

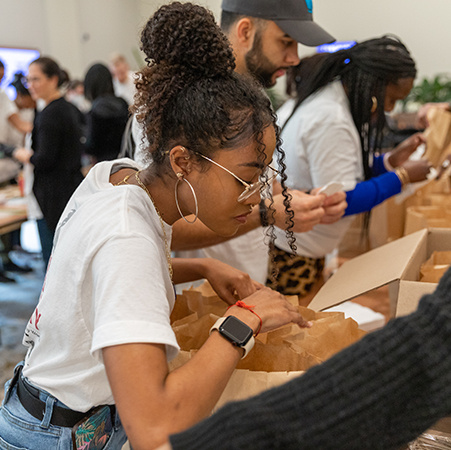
left=301, top=109, right=362, bottom=191
left=0, top=90, right=19, bottom=119
left=89, top=233, right=179, bottom=361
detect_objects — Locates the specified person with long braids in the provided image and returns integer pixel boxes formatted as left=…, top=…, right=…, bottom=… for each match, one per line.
left=267, top=36, right=432, bottom=296
left=0, top=3, right=311, bottom=449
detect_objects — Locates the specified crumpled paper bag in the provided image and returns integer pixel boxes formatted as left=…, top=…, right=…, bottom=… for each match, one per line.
left=170, top=283, right=366, bottom=410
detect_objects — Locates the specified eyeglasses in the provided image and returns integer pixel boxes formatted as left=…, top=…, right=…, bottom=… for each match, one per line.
left=193, top=151, right=279, bottom=203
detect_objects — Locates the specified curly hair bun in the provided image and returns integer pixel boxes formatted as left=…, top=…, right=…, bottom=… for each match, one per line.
left=141, top=2, right=235, bottom=78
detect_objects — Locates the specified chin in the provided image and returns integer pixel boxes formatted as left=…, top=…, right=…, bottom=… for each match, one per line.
left=210, top=223, right=241, bottom=238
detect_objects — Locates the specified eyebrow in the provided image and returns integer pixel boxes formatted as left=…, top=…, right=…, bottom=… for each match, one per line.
left=238, top=161, right=266, bottom=170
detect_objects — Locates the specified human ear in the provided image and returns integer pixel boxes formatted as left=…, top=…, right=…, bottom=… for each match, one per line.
left=168, top=146, right=195, bottom=178
left=235, top=18, right=256, bottom=50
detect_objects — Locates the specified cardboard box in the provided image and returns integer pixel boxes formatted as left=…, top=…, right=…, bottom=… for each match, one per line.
left=309, top=228, right=451, bottom=318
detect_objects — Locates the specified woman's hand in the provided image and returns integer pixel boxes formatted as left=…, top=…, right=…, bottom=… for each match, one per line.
left=401, top=159, right=432, bottom=183
left=313, top=190, right=347, bottom=224
left=271, top=190, right=325, bottom=232
left=172, top=258, right=261, bottom=305
left=202, top=259, right=262, bottom=305
left=227, top=286, right=312, bottom=334
left=12, top=147, right=33, bottom=164
left=387, top=133, right=426, bottom=168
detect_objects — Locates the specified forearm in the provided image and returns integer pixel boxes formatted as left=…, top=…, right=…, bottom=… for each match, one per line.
left=170, top=269, right=451, bottom=449
left=171, top=208, right=261, bottom=251
left=344, top=172, right=401, bottom=216
left=104, top=308, right=258, bottom=449
left=171, top=257, right=213, bottom=284
left=8, top=113, right=32, bottom=135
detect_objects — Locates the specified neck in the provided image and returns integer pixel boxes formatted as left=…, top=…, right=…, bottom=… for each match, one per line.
left=136, top=169, right=181, bottom=225
left=42, top=91, right=62, bottom=105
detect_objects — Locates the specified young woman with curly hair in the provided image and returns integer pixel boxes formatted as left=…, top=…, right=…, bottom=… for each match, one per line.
left=0, top=3, right=310, bottom=449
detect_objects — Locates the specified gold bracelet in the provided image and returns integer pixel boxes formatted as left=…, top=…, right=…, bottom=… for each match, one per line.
left=395, top=167, right=410, bottom=186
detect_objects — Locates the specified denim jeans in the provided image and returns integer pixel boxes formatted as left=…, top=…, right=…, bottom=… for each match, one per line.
left=0, top=367, right=128, bottom=449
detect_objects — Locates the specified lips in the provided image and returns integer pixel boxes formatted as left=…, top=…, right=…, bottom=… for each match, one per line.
left=234, top=210, right=252, bottom=224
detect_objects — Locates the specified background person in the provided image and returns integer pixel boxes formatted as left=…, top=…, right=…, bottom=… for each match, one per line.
left=0, top=72, right=36, bottom=279
left=83, top=62, right=129, bottom=163
left=0, top=4, right=310, bottom=449
left=109, top=52, right=135, bottom=105
left=13, top=56, right=84, bottom=268
left=268, top=36, right=432, bottom=296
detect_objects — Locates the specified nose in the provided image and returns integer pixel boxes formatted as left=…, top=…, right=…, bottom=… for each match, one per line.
left=246, top=187, right=262, bottom=206
left=286, top=45, right=300, bottom=66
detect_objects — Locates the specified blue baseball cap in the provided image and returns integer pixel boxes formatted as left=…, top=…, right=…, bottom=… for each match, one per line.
left=221, top=0, right=335, bottom=46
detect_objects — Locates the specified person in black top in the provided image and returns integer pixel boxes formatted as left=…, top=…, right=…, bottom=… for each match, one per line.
left=84, top=63, right=130, bottom=163
left=13, top=56, right=84, bottom=268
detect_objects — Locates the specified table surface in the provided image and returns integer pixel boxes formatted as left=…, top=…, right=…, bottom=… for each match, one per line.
left=0, top=185, right=28, bottom=235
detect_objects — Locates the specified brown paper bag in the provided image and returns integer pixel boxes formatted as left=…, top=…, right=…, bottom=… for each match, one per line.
left=420, top=251, right=451, bottom=283
left=370, top=176, right=451, bottom=246
left=424, top=108, right=451, bottom=166
left=404, top=205, right=451, bottom=235
left=170, top=284, right=365, bottom=409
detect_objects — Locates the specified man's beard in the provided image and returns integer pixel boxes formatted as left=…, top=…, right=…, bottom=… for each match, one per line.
left=244, top=32, right=280, bottom=89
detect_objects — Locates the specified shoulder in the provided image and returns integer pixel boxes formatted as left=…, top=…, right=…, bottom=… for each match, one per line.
left=41, top=99, right=82, bottom=128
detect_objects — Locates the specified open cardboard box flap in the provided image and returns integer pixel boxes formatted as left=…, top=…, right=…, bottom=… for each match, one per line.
left=309, top=228, right=451, bottom=316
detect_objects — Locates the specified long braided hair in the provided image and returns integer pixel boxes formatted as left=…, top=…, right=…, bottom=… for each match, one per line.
left=284, top=36, right=417, bottom=180
left=133, top=1, right=296, bottom=251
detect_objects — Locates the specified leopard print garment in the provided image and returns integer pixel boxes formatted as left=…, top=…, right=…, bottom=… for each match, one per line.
left=266, top=246, right=325, bottom=297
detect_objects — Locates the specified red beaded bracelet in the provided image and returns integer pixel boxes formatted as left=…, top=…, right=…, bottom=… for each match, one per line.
left=227, top=300, right=262, bottom=337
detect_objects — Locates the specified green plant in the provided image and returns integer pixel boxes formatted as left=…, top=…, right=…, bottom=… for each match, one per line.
left=404, top=73, right=451, bottom=105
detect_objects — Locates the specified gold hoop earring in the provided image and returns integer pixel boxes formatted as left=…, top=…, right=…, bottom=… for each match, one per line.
left=175, top=173, right=198, bottom=224
left=371, top=96, right=378, bottom=113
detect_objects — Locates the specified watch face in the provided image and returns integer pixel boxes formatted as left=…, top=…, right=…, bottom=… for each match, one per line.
left=219, top=316, right=253, bottom=347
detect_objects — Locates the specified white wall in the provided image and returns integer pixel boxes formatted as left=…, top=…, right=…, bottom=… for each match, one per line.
left=312, top=0, right=451, bottom=81
left=0, top=0, right=142, bottom=79
left=0, top=0, right=450, bottom=82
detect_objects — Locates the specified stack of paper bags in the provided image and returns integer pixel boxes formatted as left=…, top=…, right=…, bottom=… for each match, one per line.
left=170, top=283, right=365, bottom=410
left=404, top=205, right=451, bottom=235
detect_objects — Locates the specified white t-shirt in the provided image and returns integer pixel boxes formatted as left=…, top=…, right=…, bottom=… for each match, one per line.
left=22, top=159, right=179, bottom=412
left=274, top=81, right=363, bottom=258
left=5, top=107, right=34, bottom=147
left=0, top=90, right=18, bottom=142
left=176, top=226, right=269, bottom=285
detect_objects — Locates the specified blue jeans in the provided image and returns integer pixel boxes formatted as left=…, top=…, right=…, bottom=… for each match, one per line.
left=0, top=366, right=128, bottom=449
